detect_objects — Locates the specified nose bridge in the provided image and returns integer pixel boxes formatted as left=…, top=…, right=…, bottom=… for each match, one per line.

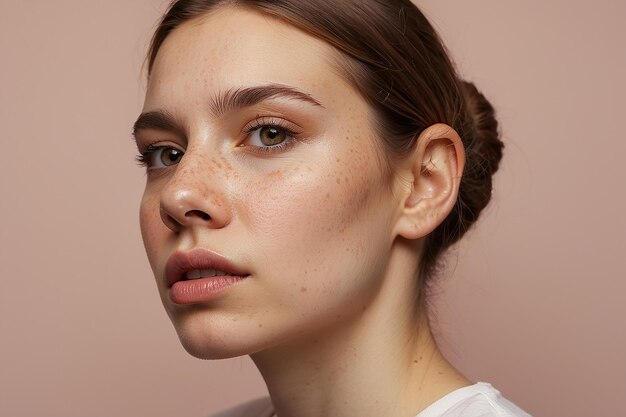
left=170, top=146, right=216, bottom=194
left=159, top=145, right=230, bottom=230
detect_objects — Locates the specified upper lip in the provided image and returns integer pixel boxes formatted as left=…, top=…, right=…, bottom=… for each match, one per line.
left=165, top=248, right=249, bottom=287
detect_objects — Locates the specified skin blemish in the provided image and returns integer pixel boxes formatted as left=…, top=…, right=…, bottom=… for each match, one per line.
left=300, top=287, right=307, bottom=292
left=267, top=169, right=284, bottom=180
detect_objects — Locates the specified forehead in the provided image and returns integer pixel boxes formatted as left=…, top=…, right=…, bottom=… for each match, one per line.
left=146, top=6, right=350, bottom=108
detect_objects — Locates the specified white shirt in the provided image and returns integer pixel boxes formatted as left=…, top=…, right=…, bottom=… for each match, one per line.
left=210, top=382, right=531, bottom=417
left=415, top=382, right=531, bottom=417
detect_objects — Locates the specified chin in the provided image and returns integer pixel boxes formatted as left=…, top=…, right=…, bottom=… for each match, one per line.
left=170, top=313, right=277, bottom=360
left=174, top=327, right=255, bottom=359
left=178, top=338, right=243, bottom=360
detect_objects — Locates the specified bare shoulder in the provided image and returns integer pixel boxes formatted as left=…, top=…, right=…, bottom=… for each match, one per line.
left=208, top=397, right=274, bottom=417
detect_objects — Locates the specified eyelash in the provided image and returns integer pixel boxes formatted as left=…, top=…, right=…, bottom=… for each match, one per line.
left=135, top=144, right=169, bottom=169
left=135, top=117, right=302, bottom=168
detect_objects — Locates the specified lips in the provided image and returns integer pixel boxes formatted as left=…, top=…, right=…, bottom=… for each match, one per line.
left=164, top=248, right=250, bottom=304
left=165, top=248, right=250, bottom=288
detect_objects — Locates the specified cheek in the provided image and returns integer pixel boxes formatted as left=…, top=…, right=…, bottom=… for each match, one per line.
left=237, top=140, right=392, bottom=299
left=244, top=161, right=374, bottom=243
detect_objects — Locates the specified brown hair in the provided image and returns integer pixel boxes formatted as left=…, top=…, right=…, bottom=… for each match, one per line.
left=146, top=0, right=503, bottom=294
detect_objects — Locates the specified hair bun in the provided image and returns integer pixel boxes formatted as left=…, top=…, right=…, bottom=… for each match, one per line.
left=460, top=80, right=504, bottom=176
left=428, top=80, right=504, bottom=265
left=453, top=80, right=504, bottom=234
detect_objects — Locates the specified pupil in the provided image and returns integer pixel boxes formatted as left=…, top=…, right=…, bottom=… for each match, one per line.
left=260, top=126, right=286, bottom=146
left=162, top=149, right=182, bottom=166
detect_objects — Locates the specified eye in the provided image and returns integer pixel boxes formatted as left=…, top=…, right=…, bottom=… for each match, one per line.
left=246, top=125, right=292, bottom=148
left=242, top=118, right=300, bottom=153
left=257, top=126, right=287, bottom=146
left=136, top=145, right=184, bottom=169
left=157, top=148, right=184, bottom=167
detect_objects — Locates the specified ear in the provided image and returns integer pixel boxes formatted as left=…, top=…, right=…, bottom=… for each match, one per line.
left=393, top=123, right=465, bottom=240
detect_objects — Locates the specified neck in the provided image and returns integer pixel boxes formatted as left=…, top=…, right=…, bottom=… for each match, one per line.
left=250, top=243, right=470, bottom=417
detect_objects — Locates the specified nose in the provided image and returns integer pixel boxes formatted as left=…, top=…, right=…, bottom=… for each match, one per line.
left=158, top=152, right=231, bottom=233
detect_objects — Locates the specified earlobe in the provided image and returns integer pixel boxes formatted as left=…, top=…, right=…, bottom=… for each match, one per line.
left=394, top=124, right=465, bottom=240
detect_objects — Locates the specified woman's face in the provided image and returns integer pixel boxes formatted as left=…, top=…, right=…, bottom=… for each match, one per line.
left=137, top=6, right=404, bottom=358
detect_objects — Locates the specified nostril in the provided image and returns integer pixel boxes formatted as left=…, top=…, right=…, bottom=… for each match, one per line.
left=185, top=209, right=211, bottom=221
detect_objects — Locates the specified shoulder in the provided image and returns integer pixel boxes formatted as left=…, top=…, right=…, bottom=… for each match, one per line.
left=417, top=382, right=532, bottom=417
left=208, top=397, right=274, bottom=417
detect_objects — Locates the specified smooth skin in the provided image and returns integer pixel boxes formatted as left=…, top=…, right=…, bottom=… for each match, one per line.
left=136, top=6, right=470, bottom=417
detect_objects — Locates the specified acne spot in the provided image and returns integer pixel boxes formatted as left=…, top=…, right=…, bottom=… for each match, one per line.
left=300, top=287, right=307, bottom=292
left=258, top=323, right=263, bottom=328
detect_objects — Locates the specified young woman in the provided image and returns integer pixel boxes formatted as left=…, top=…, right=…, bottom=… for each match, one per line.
left=133, top=0, right=531, bottom=416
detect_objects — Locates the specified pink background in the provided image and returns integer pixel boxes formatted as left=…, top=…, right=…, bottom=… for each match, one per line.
left=1, top=1, right=624, bottom=416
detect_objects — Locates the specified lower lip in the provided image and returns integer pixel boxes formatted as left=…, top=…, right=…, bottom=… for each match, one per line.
left=169, top=275, right=248, bottom=304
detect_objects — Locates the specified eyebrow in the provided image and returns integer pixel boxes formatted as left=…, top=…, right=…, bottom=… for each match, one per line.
left=132, top=84, right=323, bottom=139
left=132, top=110, right=183, bottom=139
left=210, top=83, right=324, bottom=116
